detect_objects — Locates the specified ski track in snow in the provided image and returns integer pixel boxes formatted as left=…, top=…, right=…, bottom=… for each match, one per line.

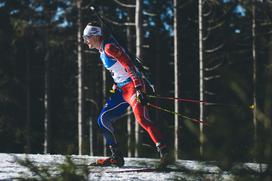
left=0, top=153, right=268, bottom=181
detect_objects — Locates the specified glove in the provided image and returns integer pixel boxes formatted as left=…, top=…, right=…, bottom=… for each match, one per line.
left=136, top=88, right=148, bottom=106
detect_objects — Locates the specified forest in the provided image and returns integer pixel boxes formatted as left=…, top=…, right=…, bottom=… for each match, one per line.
left=0, top=0, right=271, bottom=168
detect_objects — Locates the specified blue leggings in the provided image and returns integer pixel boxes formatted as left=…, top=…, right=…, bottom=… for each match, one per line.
left=97, top=89, right=129, bottom=146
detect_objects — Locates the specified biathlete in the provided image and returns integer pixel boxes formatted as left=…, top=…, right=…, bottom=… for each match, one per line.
left=83, top=22, right=170, bottom=167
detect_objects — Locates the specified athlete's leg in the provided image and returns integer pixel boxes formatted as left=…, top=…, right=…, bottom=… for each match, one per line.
left=121, top=82, right=173, bottom=167
left=97, top=89, right=129, bottom=147
left=121, top=82, right=164, bottom=145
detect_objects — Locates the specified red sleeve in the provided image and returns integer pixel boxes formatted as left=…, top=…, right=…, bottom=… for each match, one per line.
left=104, top=43, right=142, bottom=89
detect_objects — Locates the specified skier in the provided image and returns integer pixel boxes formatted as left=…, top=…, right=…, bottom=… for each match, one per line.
left=83, top=22, right=170, bottom=167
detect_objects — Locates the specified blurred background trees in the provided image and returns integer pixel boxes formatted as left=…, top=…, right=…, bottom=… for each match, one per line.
left=0, top=0, right=271, bottom=166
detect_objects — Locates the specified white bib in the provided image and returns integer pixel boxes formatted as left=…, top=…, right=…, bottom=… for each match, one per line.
left=105, top=61, right=130, bottom=83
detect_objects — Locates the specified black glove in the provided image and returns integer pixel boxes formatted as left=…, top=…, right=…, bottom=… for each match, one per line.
left=136, top=89, right=148, bottom=106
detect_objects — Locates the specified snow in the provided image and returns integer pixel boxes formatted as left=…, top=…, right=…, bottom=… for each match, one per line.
left=0, top=153, right=268, bottom=181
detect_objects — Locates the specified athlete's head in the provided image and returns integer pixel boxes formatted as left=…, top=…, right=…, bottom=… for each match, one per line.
left=83, top=22, right=103, bottom=49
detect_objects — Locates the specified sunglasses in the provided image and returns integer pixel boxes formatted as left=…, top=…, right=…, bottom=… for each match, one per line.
left=82, top=35, right=93, bottom=43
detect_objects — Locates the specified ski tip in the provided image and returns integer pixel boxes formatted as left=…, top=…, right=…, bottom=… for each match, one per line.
left=88, top=162, right=98, bottom=166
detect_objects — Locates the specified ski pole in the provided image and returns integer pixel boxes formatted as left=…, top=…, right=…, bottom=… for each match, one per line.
left=148, top=95, right=255, bottom=110
left=147, top=103, right=208, bottom=125
left=89, top=6, right=125, bottom=51
left=90, top=6, right=115, bottom=40
left=147, top=95, right=208, bottom=104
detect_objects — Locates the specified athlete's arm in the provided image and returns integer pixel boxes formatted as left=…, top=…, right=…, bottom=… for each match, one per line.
left=104, top=43, right=142, bottom=89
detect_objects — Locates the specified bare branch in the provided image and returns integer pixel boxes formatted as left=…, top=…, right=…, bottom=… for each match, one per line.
left=207, top=20, right=225, bottom=31
left=202, top=29, right=211, bottom=41
left=205, top=61, right=224, bottom=71
left=206, top=1, right=238, bottom=27
left=203, top=0, right=216, bottom=17
left=260, top=22, right=272, bottom=26
left=203, top=7, right=213, bottom=17
left=143, top=11, right=157, bottom=17
left=112, top=0, right=136, bottom=8
left=204, top=75, right=221, bottom=81
left=86, top=98, right=99, bottom=112
left=205, top=43, right=224, bottom=53
left=204, top=91, right=216, bottom=95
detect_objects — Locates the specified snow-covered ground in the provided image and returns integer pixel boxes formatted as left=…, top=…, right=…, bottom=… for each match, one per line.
left=0, top=153, right=269, bottom=181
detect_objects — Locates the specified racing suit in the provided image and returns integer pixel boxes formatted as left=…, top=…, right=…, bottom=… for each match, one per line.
left=97, top=37, right=164, bottom=148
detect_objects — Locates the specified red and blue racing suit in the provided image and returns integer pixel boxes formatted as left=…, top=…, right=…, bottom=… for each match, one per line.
left=97, top=38, right=163, bottom=147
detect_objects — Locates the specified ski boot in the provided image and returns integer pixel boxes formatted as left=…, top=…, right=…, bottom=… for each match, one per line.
left=95, top=146, right=124, bottom=167
left=156, top=142, right=173, bottom=169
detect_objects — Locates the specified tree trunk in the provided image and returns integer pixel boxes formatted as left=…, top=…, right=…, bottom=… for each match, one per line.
left=135, top=0, right=143, bottom=157
left=251, top=2, right=257, bottom=158
left=198, top=0, right=204, bottom=157
left=44, top=51, right=51, bottom=154
left=173, top=0, right=181, bottom=161
left=76, top=0, right=83, bottom=155
left=102, top=67, right=107, bottom=156
left=89, top=117, right=93, bottom=156
left=26, top=49, right=31, bottom=153
left=264, top=34, right=272, bottom=164
left=264, top=39, right=272, bottom=128
left=155, top=6, right=161, bottom=126
left=126, top=3, right=133, bottom=157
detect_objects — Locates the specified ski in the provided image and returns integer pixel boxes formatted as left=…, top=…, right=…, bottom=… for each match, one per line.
left=88, top=166, right=179, bottom=173
left=88, top=161, right=118, bottom=167
left=104, top=168, right=160, bottom=173
left=88, top=161, right=173, bottom=173
left=88, top=161, right=121, bottom=167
